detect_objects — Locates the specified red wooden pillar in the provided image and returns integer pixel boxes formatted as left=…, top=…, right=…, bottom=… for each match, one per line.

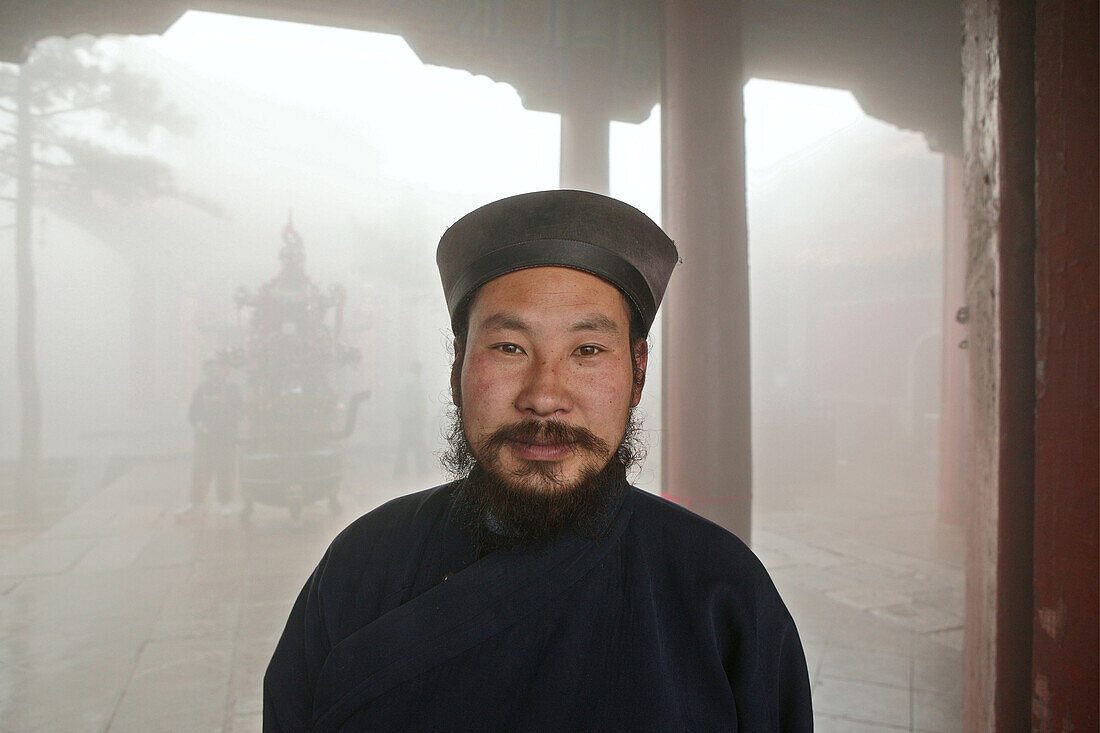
left=660, top=0, right=751, bottom=539
left=1031, top=1, right=1099, bottom=729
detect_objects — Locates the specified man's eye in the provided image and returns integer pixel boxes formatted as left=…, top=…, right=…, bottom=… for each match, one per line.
left=576, top=345, right=603, bottom=357
left=496, top=344, right=523, bottom=355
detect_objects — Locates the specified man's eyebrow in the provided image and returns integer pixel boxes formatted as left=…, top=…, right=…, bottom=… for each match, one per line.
left=478, top=312, right=532, bottom=332
left=570, top=314, right=620, bottom=333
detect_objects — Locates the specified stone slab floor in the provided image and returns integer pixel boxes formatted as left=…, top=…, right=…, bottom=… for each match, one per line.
left=0, top=455, right=962, bottom=732
left=755, top=469, right=964, bottom=732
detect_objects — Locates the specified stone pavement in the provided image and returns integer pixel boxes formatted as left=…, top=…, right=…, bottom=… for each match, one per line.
left=755, top=470, right=965, bottom=732
left=0, top=456, right=378, bottom=732
left=0, top=455, right=962, bottom=732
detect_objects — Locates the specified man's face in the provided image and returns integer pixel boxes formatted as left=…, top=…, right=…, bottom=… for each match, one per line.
left=453, top=267, right=647, bottom=493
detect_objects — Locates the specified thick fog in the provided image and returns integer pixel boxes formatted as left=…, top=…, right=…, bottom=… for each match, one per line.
left=1, top=11, right=961, bottom=731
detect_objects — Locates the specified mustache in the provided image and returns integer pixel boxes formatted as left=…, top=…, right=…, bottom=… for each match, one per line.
left=479, top=420, right=612, bottom=457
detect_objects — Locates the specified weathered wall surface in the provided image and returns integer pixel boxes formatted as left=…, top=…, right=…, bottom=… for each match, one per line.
left=961, top=0, right=1036, bottom=729
left=939, top=155, right=969, bottom=526
left=1030, top=1, right=1099, bottom=731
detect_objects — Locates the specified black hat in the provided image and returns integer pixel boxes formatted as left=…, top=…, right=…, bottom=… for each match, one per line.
left=437, top=190, right=678, bottom=336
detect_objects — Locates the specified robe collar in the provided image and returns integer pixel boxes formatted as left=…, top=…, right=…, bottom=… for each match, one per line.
left=312, top=482, right=637, bottom=731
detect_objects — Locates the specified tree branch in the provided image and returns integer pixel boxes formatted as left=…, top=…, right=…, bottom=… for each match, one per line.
left=32, top=158, right=75, bottom=171
left=0, top=102, right=15, bottom=115
left=31, top=138, right=76, bottom=152
left=31, top=80, right=63, bottom=98
left=34, top=179, right=81, bottom=194
left=33, top=99, right=110, bottom=118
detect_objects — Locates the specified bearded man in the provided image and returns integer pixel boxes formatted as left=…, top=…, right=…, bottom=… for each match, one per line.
left=264, top=190, right=812, bottom=731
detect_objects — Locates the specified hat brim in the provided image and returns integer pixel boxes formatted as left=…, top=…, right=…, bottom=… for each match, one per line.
left=446, top=238, right=656, bottom=334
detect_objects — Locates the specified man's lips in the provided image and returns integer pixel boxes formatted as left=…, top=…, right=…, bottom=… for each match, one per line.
left=507, top=440, right=574, bottom=461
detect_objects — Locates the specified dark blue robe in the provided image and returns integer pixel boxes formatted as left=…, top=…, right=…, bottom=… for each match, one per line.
left=264, top=482, right=812, bottom=731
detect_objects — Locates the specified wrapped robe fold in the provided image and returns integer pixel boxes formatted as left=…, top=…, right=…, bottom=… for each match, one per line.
left=264, top=482, right=812, bottom=731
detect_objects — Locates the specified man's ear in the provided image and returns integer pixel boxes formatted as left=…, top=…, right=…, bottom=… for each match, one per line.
left=450, top=338, right=464, bottom=407
left=629, top=338, right=648, bottom=407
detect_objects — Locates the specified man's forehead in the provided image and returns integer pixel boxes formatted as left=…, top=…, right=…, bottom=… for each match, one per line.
left=468, top=267, right=631, bottom=329
left=474, top=265, right=626, bottom=300
left=476, top=310, right=622, bottom=334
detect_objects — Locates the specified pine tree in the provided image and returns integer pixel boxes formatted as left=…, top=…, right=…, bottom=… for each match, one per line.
left=0, top=37, right=193, bottom=517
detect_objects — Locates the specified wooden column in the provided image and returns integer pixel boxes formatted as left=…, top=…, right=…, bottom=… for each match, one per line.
left=660, top=0, right=751, bottom=540
left=1031, top=1, right=1099, bottom=729
left=559, top=49, right=610, bottom=195
left=559, top=108, right=609, bottom=195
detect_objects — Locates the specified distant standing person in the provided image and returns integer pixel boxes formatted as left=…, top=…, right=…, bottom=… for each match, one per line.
left=393, top=360, right=429, bottom=477
left=182, top=359, right=242, bottom=517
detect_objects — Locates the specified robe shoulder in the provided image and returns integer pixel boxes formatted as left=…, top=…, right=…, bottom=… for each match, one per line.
left=627, top=488, right=802, bottom=665
left=263, top=485, right=456, bottom=732
left=628, top=488, right=812, bottom=730
left=629, top=487, right=777, bottom=587
left=310, top=483, right=457, bottom=638
left=343, top=483, right=451, bottom=533
left=324, top=483, right=452, bottom=561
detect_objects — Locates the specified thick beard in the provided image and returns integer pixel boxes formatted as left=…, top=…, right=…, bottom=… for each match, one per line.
left=441, top=408, right=645, bottom=555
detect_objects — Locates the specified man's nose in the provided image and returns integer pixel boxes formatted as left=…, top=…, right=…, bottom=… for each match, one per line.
left=515, top=356, right=572, bottom=416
